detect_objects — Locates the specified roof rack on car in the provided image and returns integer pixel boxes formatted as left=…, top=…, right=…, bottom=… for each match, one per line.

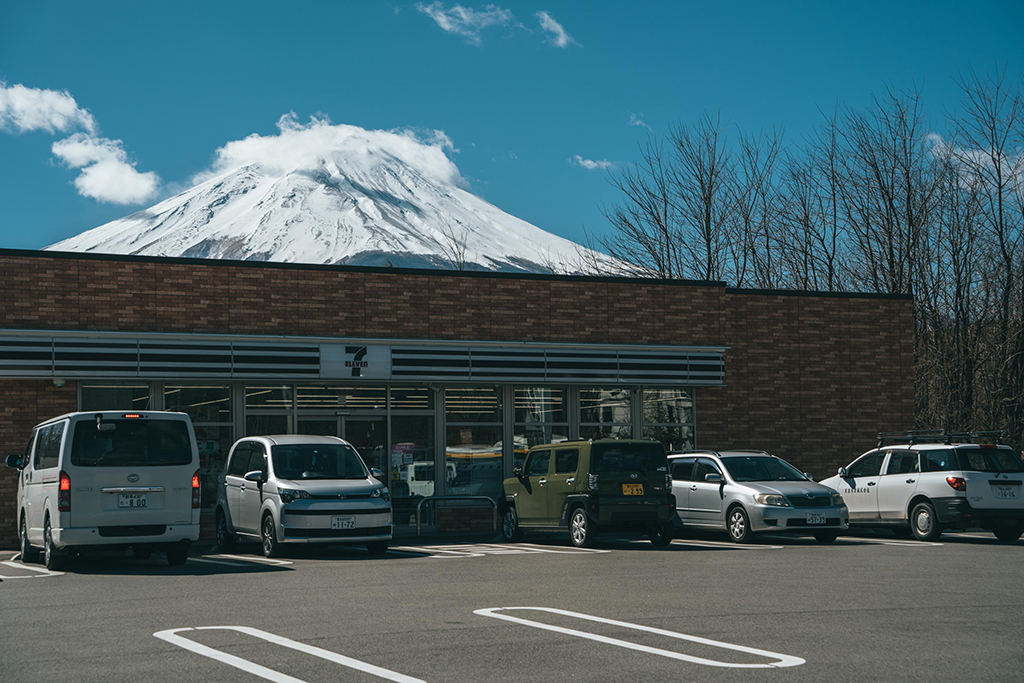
left=728, top=449, right=773, bottom=456
left=669, top=449, right=722, bottom=457
left=876, top=429, right=1005, bottom=447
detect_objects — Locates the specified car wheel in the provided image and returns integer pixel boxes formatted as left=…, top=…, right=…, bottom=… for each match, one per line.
left=262, top=514, right=282, bottom=558
left=648, top=521, right=674, bottom=547
left=910, top=501, right=943, bottom=541
left=501, top=507, right=523, bottom=543
left=166, top=542, right=189, bottom=566
left=132, top=547, right=152, bottom=561
left=43, top=519, right=68, bottom=571
left=992, top=523, right=1023, bottom=543
left=367, top=540, right=389, bottom=556
left=569, top=507, right=595, bottom=548
left=812, top=530, right=838, bottom=544
left=727, top=507, right=753, bottom=543
left=215, top=509, right=235, bottom=551
left=20, top=516, right=40, bottom=564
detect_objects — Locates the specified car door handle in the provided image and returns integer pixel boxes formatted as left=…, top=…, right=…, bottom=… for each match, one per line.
left=906, top=479, right=916, bottom=484
left=867, top=481, right=876, bottom=486
left=538, top=479, right=547, bottom=485
left=239, top=484, right=246, bottom=491
left=565, top=478, right=575, bottom=485
left=690, top=485, right=698, bottom=491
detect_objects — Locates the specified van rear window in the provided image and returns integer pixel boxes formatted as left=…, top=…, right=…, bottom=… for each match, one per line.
left=956, top=447, right=1023, bottom=473
left=591, top=443, right=667, bottom=474
left=70, top=419, right=193, bottom=467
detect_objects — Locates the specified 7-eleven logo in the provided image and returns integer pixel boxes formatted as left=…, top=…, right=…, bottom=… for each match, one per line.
left=345, top=346, right=369, bottom=377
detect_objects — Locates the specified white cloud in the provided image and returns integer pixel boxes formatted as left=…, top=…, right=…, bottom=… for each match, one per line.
left=196, top=112, right=466, bottom=188
left=536, top=11, right=578, bottom=48
left=51, top=134, right=160, bottom=204
left=0, top=81, right=96, bottom=134
left=570, top=154, right=614, bottom=171
left=415, top=2, right=514, bottom=45
left=629, top=112, right=652, bottom=131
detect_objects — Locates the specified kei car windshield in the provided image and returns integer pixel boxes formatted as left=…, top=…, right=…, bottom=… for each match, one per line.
left=70, top=419, right=193, bottom=467
left=591, top=442, right=667, bottom=474
left=271, top=444, right=368, bottom=480
left=721, top=456, right=807, bottom=482
left=956, top=447, right=1024, bottom=473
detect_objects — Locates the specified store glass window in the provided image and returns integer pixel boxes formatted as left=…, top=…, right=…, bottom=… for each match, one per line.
left=641, top=388, right=695, bottom=452
left=245, top=385, right=293, bottom=409
left=296, top=385, right=387, bottom=410
left=445, top=388, right=503, bottom=500
left=513, top=387, right=568, bottom=470
left=166, top=385, right=233, bottom=509
left=80, top=383, right=152, bottom=411
left=579, top=387, right=633, bottom=441
left=390, top=386, right=435, bottom=411
left=390, top=414, right=435, bottom=526
left=246, top=414, right=292, bottom=436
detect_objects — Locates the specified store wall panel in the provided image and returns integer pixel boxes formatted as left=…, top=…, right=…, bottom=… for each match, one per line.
left=294, top=269, right=366, bottom=337
left=489, top=279, right=551, bottom=342
left=155, top=262, right=233, bottom=333
left=363, top=274, right=432, bottom=338
left=428, top=277, right=491, bottom=340
left=0, top=256, right=82, bottom=330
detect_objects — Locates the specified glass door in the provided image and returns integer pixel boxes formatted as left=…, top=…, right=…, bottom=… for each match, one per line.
left=296, top=417, right=338, bottom=436
left=343, top=417, right=386, bottom=473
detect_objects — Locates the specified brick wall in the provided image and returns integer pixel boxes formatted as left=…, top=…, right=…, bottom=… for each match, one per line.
left=0, top=250, right=914, bottom=546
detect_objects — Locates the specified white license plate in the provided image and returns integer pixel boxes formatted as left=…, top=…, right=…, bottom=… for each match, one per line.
left=331, top=516, right=356, bottom=530
left=806, top=512, right=826, bottom=525
left=118, top=493, right=147, bottom=508
left=994, top=487, right=1018, bottom=499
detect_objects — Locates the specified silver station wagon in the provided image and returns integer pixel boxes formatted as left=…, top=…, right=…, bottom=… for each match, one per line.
left=669, top=450, right=849, bottom=543
left=215, top=435, right=392, bottom=557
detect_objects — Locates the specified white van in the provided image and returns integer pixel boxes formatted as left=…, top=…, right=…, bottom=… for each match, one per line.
left=5, top=411, right=201, bottom=569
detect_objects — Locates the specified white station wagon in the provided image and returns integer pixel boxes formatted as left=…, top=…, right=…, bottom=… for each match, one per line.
left=820, top=431, right=1024, bottom=542
left=6, top=411, right=201, bottom=570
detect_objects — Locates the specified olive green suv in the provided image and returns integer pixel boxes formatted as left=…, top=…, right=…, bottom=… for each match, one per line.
left=499, top=440, right=675, bottom=548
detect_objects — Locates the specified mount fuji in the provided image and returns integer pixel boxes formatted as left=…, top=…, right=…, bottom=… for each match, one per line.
left=46, top=116, right=607, bottom=273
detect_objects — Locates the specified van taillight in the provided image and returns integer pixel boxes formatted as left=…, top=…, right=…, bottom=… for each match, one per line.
left=946, top=476, right=967, bottom=491
left=192, top=470, right=201, bottom=508
left=58, top=471, right=71, bottom=511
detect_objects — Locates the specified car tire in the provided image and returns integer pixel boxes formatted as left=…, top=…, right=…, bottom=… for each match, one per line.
left=215, top=509, right=235, bottom=551
left=132, top=547, right=152, bottom=561
left=727, top=506, right=753, bottom=543
left=501, top=507, right=523, bottom=543
left=992, top=524, right=1023, bottom=543
left=262, top=514, right=282, bottom=558
left=910, top=501, right=943, bottom=541
left=20, top=516, right=40, bottom=564
left=569, top=507, right=595, bottom=548
left=648, top=521, right=674, bottom=547
left=43, top=519, right=68, bottom=571
left=812, top=530, right=838, bottom=544
left=165, top=542, right=189, bottom=566
left=366, top=540, right=389, bottom=556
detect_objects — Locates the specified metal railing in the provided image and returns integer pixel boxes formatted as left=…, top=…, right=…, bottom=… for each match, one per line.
left=414, top=495, right=498, bottom=536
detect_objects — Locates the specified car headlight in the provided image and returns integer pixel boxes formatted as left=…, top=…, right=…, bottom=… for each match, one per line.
left=371, top=486, right=391, bottom=502
left=830, top=492, right=844, bottom=506
left=753, top=493, right=790, bottom=507
left=279, top=488, right=310, bottom=504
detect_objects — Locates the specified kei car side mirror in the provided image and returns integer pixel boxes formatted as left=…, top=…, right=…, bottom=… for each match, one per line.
left=513, top=467, right=523, bottom=479
left=838, top=467, right=848, bottom=478
left=5, top=454, right=21, bottom=469
left=243, top=470, right=264, bottom=483
left=370, top=467, right=384, bottom=480
left=704, top=473, right=722, bottom=483
left=803, top=472, right=814, bottom=481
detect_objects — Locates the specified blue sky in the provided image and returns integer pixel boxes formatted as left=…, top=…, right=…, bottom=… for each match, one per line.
left=1, top=1, right=1021, bottom=251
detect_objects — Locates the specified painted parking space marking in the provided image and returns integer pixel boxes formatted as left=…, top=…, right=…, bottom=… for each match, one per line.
left=206, top=554, right=294, bottom=566
left=668, top=538, right=782, bottom=550
left=154, top=626, right=425, bottom=683
left=189, top=554, right=295, bottom=568
left=388, top=543, right=610, bottom=559
left=474, top=607, right=805, bottom=669
left=0, top=560, right=64, bottom=579
left=760, top=535, right=943, bottom=548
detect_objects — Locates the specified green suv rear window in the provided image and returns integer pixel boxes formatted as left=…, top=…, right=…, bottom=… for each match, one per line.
left=591, top=443, right=667, bottom=473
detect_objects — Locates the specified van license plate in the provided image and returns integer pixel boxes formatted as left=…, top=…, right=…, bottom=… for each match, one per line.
left=806, top=513, right=826, bottom=525
left=994, top=487, right=1017, bottom=499
left=331, top=516, right=356, bottom=530
left=622, top=484, right=644, bottom=495
left=118, top=493, right=147, bottom=508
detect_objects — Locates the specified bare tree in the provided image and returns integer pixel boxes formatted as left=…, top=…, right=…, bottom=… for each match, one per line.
left=437, top=216, right=472, bottom=271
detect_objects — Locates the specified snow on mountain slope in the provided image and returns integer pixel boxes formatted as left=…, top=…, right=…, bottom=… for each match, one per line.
left=46, top=116, right=606, bottom=273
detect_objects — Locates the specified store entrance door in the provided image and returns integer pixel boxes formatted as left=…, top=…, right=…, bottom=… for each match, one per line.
left=295, top=416, right=387, bottom=473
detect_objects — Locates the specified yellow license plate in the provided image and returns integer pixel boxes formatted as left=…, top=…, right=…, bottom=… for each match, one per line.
left=622, top=483, right=644, bottom=495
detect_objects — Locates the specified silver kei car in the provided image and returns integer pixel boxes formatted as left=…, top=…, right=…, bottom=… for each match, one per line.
left=215, top=435, right=392, bottom=558
left=668, top=450, right=849, bottom=543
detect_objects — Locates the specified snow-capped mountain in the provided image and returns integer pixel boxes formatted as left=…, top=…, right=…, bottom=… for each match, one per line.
left=46, top=118, right=603, bottom=273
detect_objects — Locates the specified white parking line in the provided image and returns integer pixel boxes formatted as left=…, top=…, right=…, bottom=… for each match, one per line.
left=667, top=539, right=783, bottom=550
left=474, top=607, right=805, bottom=669
left=388, top=543, right=610, bottom=559
left=208, top=554, right=294, bottom=566
left=0, top=560, right=64, bottom=579
left=154, top=626, right=425, bottom=683
left=189, top=557, right=251, bottom=567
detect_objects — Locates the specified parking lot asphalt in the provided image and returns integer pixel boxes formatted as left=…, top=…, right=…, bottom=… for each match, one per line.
left=1, top=529, right=1021, bottom=683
